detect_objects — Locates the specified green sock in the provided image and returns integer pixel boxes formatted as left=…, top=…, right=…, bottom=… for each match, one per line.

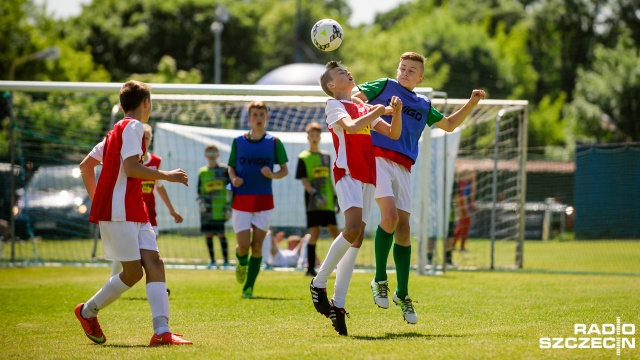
left=236, top=252, right=249, bottom=266
left=393, top=243, right=412, bottom=299
left=374, top=225, right=394, bottom=282
left=243, top=256, right=262, bottom=291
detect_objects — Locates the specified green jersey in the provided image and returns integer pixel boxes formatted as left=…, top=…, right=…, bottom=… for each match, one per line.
left=198, top=164, right=230, bottom=221
left=295, top=150, right=335, bottom=212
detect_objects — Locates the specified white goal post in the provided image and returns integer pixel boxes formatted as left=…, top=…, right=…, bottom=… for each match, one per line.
left=0, top=81, right=527, bottom=271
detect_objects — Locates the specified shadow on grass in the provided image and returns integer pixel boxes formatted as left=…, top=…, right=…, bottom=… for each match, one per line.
left=352, top=332, right=467, bottom=340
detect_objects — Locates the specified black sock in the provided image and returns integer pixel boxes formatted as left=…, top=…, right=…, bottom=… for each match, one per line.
left=206, top=236, right=214, bottom=261
left=445, top=250, right=452, bottom=263
left=307, top=244, right=316, bottom=272
left=219, top=236, right=228, bottom=263
left=427, top=253, right=433, bottom=262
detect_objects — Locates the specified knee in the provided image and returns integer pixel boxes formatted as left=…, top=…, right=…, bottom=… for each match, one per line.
left=380, top=212, right=399, bottom=232
left=122, top=267, right=144, bottom=285
left=342, top=226, right=361, bottom=243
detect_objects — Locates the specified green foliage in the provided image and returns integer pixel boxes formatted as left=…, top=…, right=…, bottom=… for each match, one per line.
left=130, top=55, right=203, bottom=84
left=528, top=93, right=567, bottom=148
left=12, top=92, right=113, bottom=165
left=566, top=33, right=640, bottom=143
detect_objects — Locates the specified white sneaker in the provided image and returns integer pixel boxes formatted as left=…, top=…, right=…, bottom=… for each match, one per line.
left=392, top=292, right=418, bottom=324
left=370, top=279, right=389, bottom=309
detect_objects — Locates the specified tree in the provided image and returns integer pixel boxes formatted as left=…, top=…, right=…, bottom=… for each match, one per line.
left=566, top=33, right=640, bottom=143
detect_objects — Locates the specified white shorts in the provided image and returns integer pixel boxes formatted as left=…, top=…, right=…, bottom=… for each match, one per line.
left=374, top=157, right=413, bottom=213
left=335, top=176, right=375, bottom=224
left=152, top=225, right=159, bottom=237
left=99, top=221, right=158, bottom=261
left=231, top=209, right=273, bottom=233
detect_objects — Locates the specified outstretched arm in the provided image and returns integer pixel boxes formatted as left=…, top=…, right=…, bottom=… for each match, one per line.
left=123, top=156, right=189, bottom=186
left=435, top=90, right=486, bottom=132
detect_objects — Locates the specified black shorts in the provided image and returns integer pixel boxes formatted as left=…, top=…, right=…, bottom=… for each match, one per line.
left=201, top=221, right=225, bottom=234
left=306, top=210, right=338, bottom=228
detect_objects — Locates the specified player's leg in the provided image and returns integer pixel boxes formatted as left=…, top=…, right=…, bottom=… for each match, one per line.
left=458, top=216, right=470, bottom=251
left=306, top=225, right=321, bottom=276
left=205, top=232, right=215, bottom=269
left=76, top=221, right=142, bottom=344
left=330, top=183, right=373, bottom=336
left=392, top=211, right=417, bottom=324
left=232, top=210, right=252, bottom=284
left=313, top=178, right=362, bottom=288
left=242, top=211, right=271, bottom=298
left=311, top=177, right=362, bottom=317
left=217, top=227, right=229, bottom=266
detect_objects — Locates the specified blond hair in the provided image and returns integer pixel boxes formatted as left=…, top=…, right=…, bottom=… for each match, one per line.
left=400, top=52, right=426, bottom=74
left=247, top=100, right=268, bottom=115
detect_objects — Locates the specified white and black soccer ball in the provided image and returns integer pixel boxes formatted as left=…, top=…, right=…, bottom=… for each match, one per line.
left=311, top=19, right=344, bottom=52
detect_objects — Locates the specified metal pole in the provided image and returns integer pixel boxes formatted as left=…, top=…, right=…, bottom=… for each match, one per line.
left=214, top=28, right=221, bottom=84
left=515, top=108, right=528, bottom=268
left=8, top=92, right=16, bottom=264
left=489, top=116, right=500, bottom=270
left=491, top=106, right=524, bottom=270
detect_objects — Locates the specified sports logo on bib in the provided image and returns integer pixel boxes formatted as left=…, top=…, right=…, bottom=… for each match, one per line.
left=205, top=180, right=225, bottom=192
left=141, top=181, right=154, bottom=193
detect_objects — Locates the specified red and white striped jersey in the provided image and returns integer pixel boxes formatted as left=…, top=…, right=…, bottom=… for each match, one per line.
left=325, top=99, right=381, bottom=186
left=88, top=117, right=149, bottom=223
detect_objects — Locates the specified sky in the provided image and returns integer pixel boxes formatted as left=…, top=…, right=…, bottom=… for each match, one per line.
left=34, top=0, right=411, bottom=26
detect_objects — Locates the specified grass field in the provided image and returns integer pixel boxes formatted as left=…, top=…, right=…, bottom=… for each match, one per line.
left=0, top=266, right=638, bottom=359
left=3, top=235, right=640, bottom=275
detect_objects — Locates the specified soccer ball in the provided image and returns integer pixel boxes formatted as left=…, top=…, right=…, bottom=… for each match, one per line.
left=311, top=19, right=344, bottom=52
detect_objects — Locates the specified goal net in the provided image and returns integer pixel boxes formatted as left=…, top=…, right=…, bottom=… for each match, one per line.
left=1, top=82, right=527, bottom=272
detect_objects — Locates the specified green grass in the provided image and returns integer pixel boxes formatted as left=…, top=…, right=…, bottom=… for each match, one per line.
left=0, top=267, right=639, bottom=359
left=3, top=235, right=640, bottom=275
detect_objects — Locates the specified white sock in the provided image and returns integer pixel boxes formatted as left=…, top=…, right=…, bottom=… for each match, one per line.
left=82, top=274, right=130, bottom=318
left=312, top=233, right=351, bottom=288
left=110, top=261, right=122, bottom=277
left=332, top=247, right=359, bottom=309
left=147, top=282, right=170, bottom=335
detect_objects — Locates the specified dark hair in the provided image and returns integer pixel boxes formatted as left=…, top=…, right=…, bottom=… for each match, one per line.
left=120, top=80, right=151, bottom=112
left=319, top=61, right=342, bottom=97
left=305, top=121, right=323, bottom=134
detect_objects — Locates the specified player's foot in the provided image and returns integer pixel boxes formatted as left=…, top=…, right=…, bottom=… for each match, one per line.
left=222, top=262, right=230, bottom=269
left=305, top=269, right=317, bottom=277
left=235, top=263, right=248, bottom=284
left=242, top=287, right=253, bottom=299
left=310, top=278, right=331, bottom=316
left=392, top=292, right=418, bottom=324
left=370, top=279, right=390, bottom=309
left=460, top=248, right=469, bottom=253
left=167, top=288, right=171, bottom=297
left=149, top=332, right=193, bottom=346
left=207, top=261, right=216, bottom=269
left=328, top=300, right=349, bottom=336
left=74, top=303, right=106, bottom=344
